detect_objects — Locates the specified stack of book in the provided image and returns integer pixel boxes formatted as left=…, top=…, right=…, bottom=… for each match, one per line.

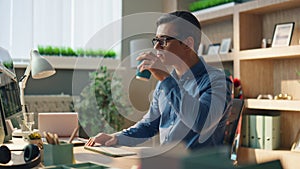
left=242, top=113, right=280, bottom=150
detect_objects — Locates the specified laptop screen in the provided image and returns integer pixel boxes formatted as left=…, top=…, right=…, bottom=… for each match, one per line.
left=38, top=112, right=78, bottom=137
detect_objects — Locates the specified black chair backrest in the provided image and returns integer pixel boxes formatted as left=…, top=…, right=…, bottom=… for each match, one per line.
left=223, top=99, right=244, bottom=162
left=223, top=99, right=244, bottom=145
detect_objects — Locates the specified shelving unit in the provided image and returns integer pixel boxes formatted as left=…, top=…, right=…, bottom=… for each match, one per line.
left=192, top=0, right=300, bottom=169
left=193, top=4, right=235, bottom=76
left=245, top=99, right=300, bottom=111
left=239, top=45, right=300, bottom=60
left=14, top=56, right=121, bottom=70
left=202, top=53, right=235, bottom=63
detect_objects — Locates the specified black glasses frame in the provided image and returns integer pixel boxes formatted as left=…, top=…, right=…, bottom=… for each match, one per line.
left=152, top=36, right=177, bottom=47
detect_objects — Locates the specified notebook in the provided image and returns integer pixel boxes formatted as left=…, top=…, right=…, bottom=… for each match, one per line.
left=38, top=112, right=79, bottom=137
left=84, top=146, right=137, bottom=157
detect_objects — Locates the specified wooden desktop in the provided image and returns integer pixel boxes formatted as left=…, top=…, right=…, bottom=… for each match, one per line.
left=5, top=137, right=143, bottom=169
left=74, top=146, right=141, bottom=169
left=5, top=137, right=286, bottom=169
left=5, top=137, right=191, bottom=169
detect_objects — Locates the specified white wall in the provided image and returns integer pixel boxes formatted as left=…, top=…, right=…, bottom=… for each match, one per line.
left=121, top=0, right=163, bottom=113
left=0, top=0, right=122, bottom=60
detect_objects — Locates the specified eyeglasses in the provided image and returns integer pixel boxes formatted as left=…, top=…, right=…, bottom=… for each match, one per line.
left=152, top=36, right=177, bottom=47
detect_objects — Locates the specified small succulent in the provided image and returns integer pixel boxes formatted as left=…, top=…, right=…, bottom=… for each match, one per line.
left=28, top=132, right=42, bottom=140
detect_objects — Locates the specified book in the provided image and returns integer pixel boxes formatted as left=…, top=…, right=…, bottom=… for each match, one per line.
left=264, top=115, right=280, bottom=150
left=249, top=115, right=264, bottom=149
left=241, top=115, right=249, bottom=147
left=246, top=114, right=280, bottom=150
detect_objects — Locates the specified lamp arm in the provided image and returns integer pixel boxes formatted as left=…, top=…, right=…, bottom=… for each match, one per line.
left=19, top=63, right=31, bottom=113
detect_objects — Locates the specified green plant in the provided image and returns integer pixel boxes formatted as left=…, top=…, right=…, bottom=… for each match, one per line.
left=67, top=47, right=77, bottom=56
left=52, top=47, right=60, bottom=56
left=85, top=49, right=97, bottom=57
left=38, top=45, right=45, bottom=55
left=189, top=0, right=235, bottom=12
left=76, top=48, right=85, bottom=57
left=28, top=132, right=41, bottom=140
left=44, top=46, right=54, bottom=55
left=2, top=61, right=13, bottom=69
left=37, top=45, right=117, bottom=58
left=104, top=50, right=117, bottom=58
left=60, top=47, right=68, bottom=56
left=75, top=66, right=130, bottom=136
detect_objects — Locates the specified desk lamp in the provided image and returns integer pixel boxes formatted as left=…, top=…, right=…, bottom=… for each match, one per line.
left=19, top=49, right=56, bottom=131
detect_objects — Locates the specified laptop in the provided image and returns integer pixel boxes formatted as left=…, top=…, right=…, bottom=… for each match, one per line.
left=38, top=112, right=79, bottom=137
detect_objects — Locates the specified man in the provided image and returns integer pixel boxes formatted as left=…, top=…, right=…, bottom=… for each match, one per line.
left=86, top=11, right=232, bottom=150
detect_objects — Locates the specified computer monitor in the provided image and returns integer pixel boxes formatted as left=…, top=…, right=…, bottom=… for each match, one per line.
left=0, top=95, right=7, bottom=138
left=0, top=81, right=22, bottom=118
left=0, top=47, right=22, bottom=141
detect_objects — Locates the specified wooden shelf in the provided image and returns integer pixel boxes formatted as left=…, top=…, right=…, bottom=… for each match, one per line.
left=238, top=45, right=300, bottom=60
left=202, top=45, right=300, bottom=66
left=14, top=56, right=121, bottom=70
left=202, top=52, right=234, bottom=63
left=238, top=147, right=300, bottom=169
left=245, top=99, right=300, bottom=111
left=193, top=3, right=234, bottom=25
left=237, top=0, right=300, bottom=14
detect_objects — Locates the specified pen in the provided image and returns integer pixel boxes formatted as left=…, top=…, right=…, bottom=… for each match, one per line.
left=54, top=133, right=60, bottom=145
left=44, top=131, right=60, bottom=145
left=47, top=132, right=55, bottom=144
left=44, top=132, right=53, bottom=144
left=68, top=126, right=79, bottom=143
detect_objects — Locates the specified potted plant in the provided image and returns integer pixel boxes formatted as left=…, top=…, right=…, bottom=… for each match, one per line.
left=28, top=132, right=43, bottom=149
left=75, top=66, right=131, bottom=136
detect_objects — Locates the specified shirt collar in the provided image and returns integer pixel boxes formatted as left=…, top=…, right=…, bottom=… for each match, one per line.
left=171, top=57, right=207, bottom=81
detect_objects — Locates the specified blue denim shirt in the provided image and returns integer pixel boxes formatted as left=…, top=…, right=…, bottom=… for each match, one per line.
left=116, top=58, right=232, bottom=150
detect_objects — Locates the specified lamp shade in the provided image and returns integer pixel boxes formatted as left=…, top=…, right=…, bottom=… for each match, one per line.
left=30, top=50, right=56, bottom=79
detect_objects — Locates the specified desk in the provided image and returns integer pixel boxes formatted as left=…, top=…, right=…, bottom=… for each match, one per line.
left=5, top=138, right=143, bottom=169
left=74, top=143, right=187, bottom=169
left=3, top=138, right=29, bottom=166
left=6, top=138, right=188, bottom=169
left=74, top=146, right=141, bottom=169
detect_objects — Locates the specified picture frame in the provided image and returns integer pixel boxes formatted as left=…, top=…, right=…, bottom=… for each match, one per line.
left=207, top=43, right=220, bottom=55
left=271, top=22, right=294, bottom=47
left=291, top=129, right=300, bottom=151
left=219, top=38, right=232, bottom=54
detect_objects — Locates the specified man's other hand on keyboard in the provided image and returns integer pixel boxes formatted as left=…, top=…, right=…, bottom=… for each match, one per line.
left=85, top=133, right=118, bottom=147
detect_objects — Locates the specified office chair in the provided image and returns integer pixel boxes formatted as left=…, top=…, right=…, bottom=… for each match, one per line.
left=224, top=99, right=244, bottom=145
left=223, top=98, right=244, bottom=162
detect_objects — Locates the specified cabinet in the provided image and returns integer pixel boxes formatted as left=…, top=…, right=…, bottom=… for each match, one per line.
left=192, top=0, right=300, bottom=169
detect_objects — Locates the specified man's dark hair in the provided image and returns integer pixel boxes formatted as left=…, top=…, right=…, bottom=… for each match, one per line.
left=156, top=11, right=201, bottom=52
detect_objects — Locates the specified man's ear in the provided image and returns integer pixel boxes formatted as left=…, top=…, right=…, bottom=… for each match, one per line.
left=183, top=36, right=194, bottom=50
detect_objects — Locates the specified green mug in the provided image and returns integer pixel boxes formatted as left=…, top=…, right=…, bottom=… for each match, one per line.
left=136, top=61, right=151, bottom=81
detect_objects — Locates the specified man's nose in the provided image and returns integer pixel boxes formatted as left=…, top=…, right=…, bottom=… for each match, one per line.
left=153, top=42, right=163, bottom=50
